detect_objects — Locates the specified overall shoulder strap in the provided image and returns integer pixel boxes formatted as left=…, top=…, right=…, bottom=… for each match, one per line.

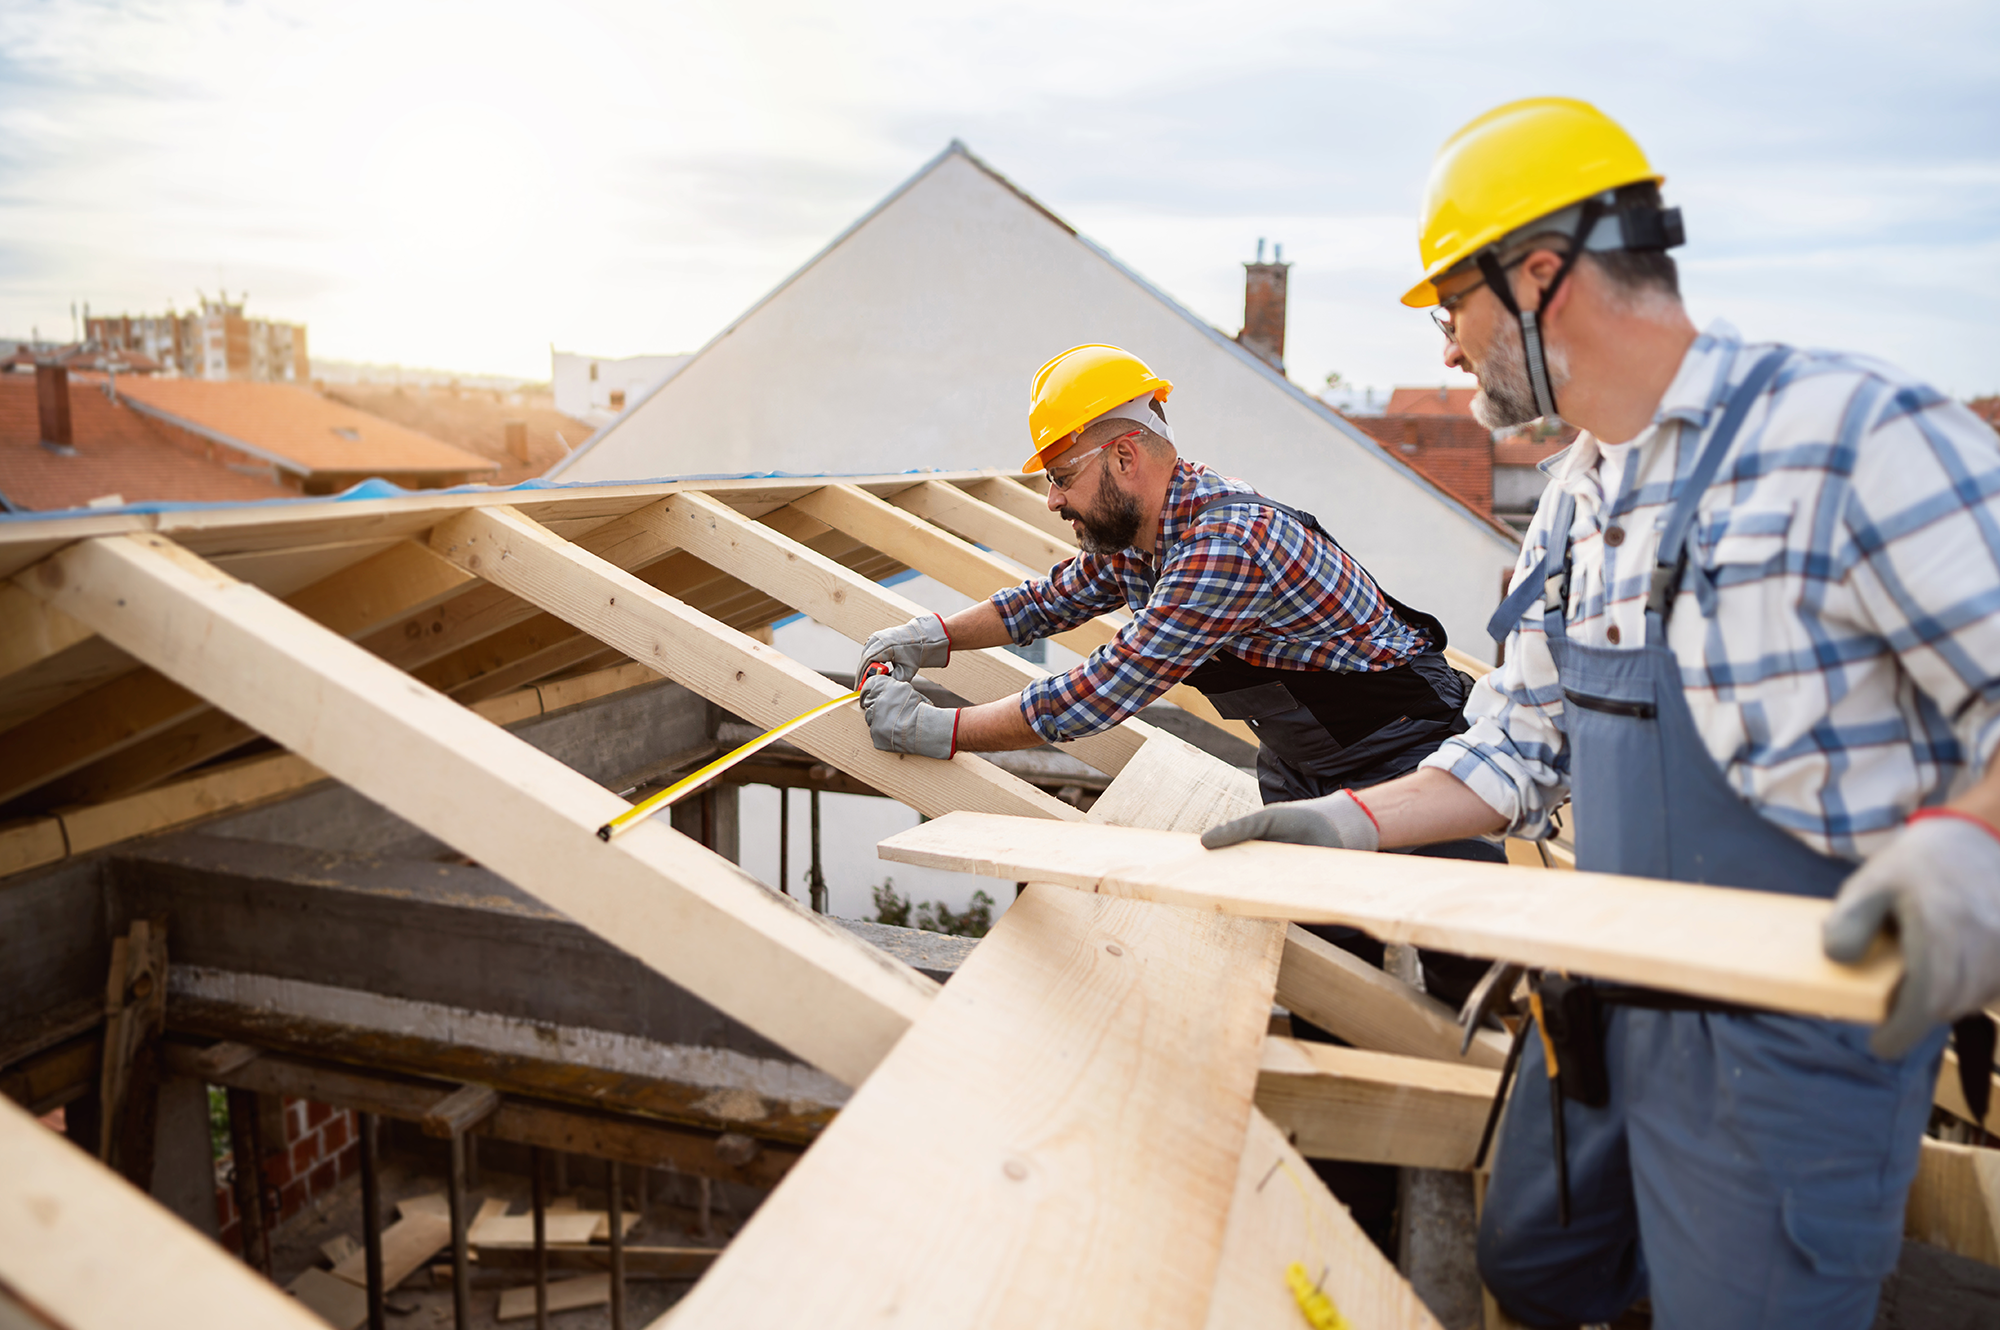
left=1486, top=488, right=1577, bottom=645
left=1644, top=347, right=1791, bottom=626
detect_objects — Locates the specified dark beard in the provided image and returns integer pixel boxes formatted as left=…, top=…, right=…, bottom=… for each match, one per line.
left=1061, top=481, right=1147, bottom=553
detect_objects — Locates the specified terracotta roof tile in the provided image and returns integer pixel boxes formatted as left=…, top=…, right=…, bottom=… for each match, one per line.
left=321, top=385, right=592, bottom=485
left=1385, top=386, right=1478, bottom=417
left=1343, top=413, right=1494, bottom=514
left=0, top=375, right=294, bottom=512
left=114, top=378, right=498, bottom=478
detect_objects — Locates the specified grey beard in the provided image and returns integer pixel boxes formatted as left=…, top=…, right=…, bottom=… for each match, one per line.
left=1064, top=481, right=1148, bottom=553
left=1470, top=317, right=1568, bottom=430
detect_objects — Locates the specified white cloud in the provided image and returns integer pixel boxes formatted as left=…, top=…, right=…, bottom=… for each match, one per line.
left=0, top=0, right=1994, bottom=393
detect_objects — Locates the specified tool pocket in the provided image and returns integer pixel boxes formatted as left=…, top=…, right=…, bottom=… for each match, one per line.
left=1536, top=975, right=1610, bottom=1109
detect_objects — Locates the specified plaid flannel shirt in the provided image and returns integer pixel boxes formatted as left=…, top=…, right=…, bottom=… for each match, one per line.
left=993, top=459, right=1426, bottom=742
left=1422, top=321, right=2000, bottom=859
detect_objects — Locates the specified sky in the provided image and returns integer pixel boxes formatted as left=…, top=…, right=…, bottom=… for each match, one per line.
left=1, top=0, right=1996, bottom=397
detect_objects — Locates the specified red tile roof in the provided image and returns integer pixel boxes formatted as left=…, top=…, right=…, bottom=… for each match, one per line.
left=114, top=378, right=498, bottom=479
left=1385, top=386, right=1478, bottom=417
left=1344, top=413, right=1494, bottom=514
left=0, top=375, right=294, bottom=512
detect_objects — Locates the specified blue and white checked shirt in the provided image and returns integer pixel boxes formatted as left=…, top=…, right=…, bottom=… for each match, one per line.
left=1423, top=321, right=2000, bottom=860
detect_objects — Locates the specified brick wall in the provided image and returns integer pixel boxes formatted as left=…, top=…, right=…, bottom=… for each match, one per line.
left=216, top=1096, right=359, bottom=1252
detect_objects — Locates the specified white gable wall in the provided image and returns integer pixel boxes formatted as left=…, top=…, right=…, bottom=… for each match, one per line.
left=555, top=147, right=1519, bottom=652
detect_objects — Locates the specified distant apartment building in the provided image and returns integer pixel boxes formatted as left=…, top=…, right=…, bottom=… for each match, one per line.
left=551, top=350, right=689, bottom=427
left=86, top=293, right=309, bottom=383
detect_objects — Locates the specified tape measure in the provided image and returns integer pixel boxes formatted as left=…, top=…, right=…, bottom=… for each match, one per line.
left=596, top=662, right=892, bottom=842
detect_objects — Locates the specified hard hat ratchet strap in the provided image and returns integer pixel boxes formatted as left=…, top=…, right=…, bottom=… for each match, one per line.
left=1474, top=197, right=1603, bottom=423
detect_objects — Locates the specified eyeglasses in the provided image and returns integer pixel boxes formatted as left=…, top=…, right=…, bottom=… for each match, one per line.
left=1430, top=251, right=1533, bottom=341
left=1046, top=429, right=1139, bottom=493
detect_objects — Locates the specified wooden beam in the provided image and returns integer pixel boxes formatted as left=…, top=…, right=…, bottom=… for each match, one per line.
left=668, top=883, right=1287, bottom=1328
left=1255, top=1038, right=1499, bottom=1170
left=1284, top=924, right=1510, bottom=1069
left=960, top=474, right=1081, bottom=545
left=890, top=478, right=1078, bottom=577
left=428, top=505, right=1084, bottom=825
left=0, top=580, right=96, bottom=691
left=1073, top=723, right=1439, bottom=1324
left=1204, top=1109, right=1444, bottom=1330
left=1084, top=731, right=1510, bottom=1068
left=877, top=812, right=1901, bottom=1022
left=0, top=540, right=474, bottom=807
left=0, top=1091, right=326, bottom=1329
left=792, top=483, right=1257, bottom=747
left=25, top=531, right=937, bottom=1087
left=1906, top=1137, right=2000, bottom=1268
left=653, top=490, right=1148, bottom=778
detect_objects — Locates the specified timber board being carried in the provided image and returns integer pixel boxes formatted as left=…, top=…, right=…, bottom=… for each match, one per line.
left=879, top=811, right=1901, bottom=1022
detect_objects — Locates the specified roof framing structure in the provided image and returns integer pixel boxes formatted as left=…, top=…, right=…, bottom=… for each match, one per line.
left=0, top=469, right=1987, bottom=1327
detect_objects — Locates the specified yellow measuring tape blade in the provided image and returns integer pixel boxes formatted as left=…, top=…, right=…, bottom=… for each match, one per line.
left=596, top=689, right=862, bottom=841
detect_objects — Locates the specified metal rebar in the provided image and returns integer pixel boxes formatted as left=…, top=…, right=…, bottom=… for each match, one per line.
left=531, top=1144, right=548, bottom=1330
left=778, top=787, right=790, bottom=896
left=359, top=1112, right=385, bottom=1330
left=224, top=1087, right=271, bottom=1275
left=608, top=1160, right=627, bottom=1330
left=448, top=1132, right=471, bottom=1330
left=808, top=788, right=827, bottom=914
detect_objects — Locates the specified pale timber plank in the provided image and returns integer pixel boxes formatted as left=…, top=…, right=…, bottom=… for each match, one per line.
left=960, top=474, right=1080, bottom=545
left=791, top=483, right=1256, bottom=747
left=328, top=1210, right=451, bottom=1289
left=0, top=540, right=474, bottom=805
left=877, top=812, right=1901, bottom=1021
left=1085, top=732, right=1509, bottom=1069
left=1281, top=924, right=1510, bottom=1070
left=0, top=581, right=95, bottom=690
left=498, top=1274, right=611, bottom=1321
left=0, top=1090, right=326, bottom=1329
left=289, top=1268, right=369, bottom=1330
left=667, top=884, right=1285, bottom=1329
left=1205, top=1109, right=1444, bottom=1330
left=428, top=505, right=1082, bottom=825
left=889, top=478, right=1078, bottom=577
left=23, top=532, right=936, bottom=1087
left=1905, top=1137, right=2000, bottom=1268
left=1255, top=1038, right=1499, bottom=1170
left=654, top=490, right=1147, bottom=777
left=1062, top=728, right=1441, bottom=1324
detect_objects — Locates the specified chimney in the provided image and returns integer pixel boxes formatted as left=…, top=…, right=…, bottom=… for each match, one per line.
left=504, top=420, right=529, bottom=464
left=1236, top=238, right=1290, bottom=373
left=36, top=363, right=74, bottom=453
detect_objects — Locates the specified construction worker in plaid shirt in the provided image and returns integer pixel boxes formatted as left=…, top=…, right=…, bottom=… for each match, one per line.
left=1203, top=97, right=2000, bottom=1328
left=855, top=344, right=1510, bottom=897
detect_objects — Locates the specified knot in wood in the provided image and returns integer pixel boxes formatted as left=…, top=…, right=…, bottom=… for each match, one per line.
left=1003, top=1159, right=1028, bottom=1181
left=1104, top=943, right=1123, bottom=957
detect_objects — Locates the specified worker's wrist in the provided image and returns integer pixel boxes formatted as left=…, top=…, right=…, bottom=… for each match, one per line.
left=1909, top=807, right=2000, bottom=845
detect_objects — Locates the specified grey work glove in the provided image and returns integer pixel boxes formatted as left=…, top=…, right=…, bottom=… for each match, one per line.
left=859, top=674, right=957, bottom=759
left=1199, top=789, right=1381, bottom=853
left=1823, top=812, right=2000, bottom=1058
left=857, top=613, right=951, bottom=683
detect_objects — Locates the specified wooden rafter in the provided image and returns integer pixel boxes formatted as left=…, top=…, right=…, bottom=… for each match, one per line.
left=427, top=506, right=1083, bottom=824
left=23, top=531, right=936, bottom=1087
left=652, top=490, right=1149, bottom=777
left=668, top=884, right=1288, bottom=1328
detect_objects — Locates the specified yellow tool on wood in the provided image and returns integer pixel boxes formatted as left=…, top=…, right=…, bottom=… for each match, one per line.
left=596, top=662, right=891, bottom=842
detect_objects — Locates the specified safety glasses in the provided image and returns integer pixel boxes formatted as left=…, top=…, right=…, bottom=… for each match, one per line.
left=1046, top=429, right=1139, bottom=494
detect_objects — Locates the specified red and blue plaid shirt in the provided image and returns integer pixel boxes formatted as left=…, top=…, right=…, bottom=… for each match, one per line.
left=993, top=459, right=1427, bottom=742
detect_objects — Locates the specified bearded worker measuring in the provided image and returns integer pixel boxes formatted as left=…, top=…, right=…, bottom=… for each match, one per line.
left=1204, top=97, right=2000, bottom=1328
left=857, top=344, right=1505, bottom=885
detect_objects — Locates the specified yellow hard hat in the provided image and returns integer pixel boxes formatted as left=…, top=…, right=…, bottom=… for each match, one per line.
left=1023, top=344, right=1172, bottom=473
left=1402, top=98, right=1662, bottom=307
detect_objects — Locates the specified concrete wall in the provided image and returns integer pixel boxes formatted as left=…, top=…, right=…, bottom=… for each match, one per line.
left=554, top=148, right=1520, bottom=652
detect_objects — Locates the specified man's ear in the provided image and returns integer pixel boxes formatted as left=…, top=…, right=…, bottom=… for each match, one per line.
left=1518, top=248, right=1570, bottom=313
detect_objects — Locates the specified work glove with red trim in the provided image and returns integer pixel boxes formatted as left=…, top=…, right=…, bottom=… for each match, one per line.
left=859, top=674, right=957, bottom=760
left=1823, top=809, right=2000, bottom=1059
left=857, top=614, right=951, bottom=684
left=1198, top=789, right=1381, bottom=853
